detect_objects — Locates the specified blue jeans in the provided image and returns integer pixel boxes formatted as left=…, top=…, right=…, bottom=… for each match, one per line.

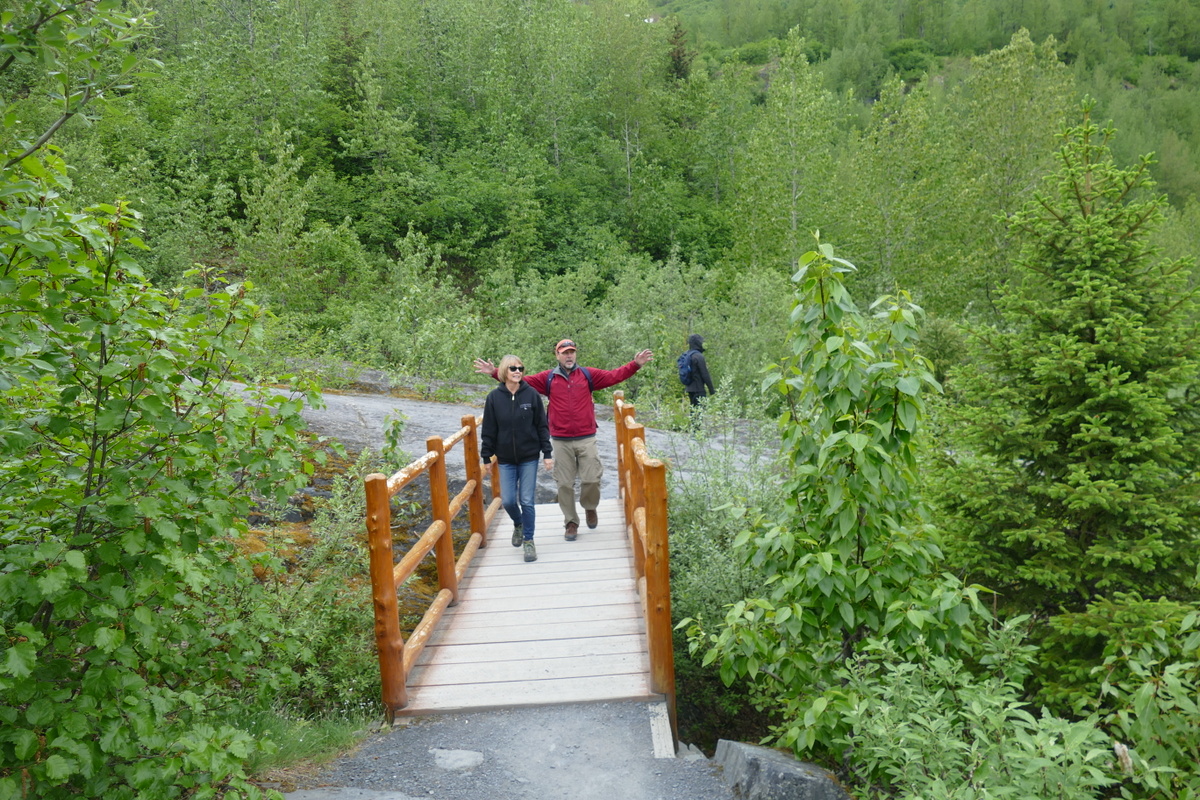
left=498, top=459, right=537, bottom=540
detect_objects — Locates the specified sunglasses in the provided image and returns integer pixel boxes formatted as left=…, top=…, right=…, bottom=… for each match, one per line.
left=509, top=365, right=525, bottom=372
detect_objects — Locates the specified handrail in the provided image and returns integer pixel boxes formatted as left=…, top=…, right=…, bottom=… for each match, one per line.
left=363, top=414, right=500, bottom=722
left=612, top=390, right=677, bottom=746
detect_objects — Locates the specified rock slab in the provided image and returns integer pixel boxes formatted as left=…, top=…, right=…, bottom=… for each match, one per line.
left=714, top=740, right=850, bottom=800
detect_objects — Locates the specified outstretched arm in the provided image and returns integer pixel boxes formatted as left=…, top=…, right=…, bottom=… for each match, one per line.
left=589, top=349, right=654, bottom=390
left=474, top=358, right=498, bottom=379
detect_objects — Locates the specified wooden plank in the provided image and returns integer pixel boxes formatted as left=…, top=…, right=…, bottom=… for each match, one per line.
left=468, top=549, right=631, bottom=569
left=410, top=651, right=649, bottom=687
left=434, top=603, right=640, bottom=630
left=415, top=633, right=647, bottom=666
left=459, top=577, right=636, bottom=601
left=458, top=571, right=634, bottom=594
left=472, top=543, right=630, bottom=567
left=462, top=563, right=632, bottom=588
left=397, top=673, right=660, bottom=716
left=649, top=701, right=676, bottom=758
left=446, top=589, right=636, bottom=615
left=424, top=616, right=643, bottom=646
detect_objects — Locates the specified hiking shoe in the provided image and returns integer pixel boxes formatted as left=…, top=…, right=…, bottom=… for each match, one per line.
left=523, top=539, right=537, bottom=562
left=564, top=521, right=578, bottom=541
left=512, top=525, right=523, bottom=547
left=586, top=509, right=598, bottom=529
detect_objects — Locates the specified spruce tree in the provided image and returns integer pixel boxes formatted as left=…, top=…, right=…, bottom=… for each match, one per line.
left=935, top=105, right=1200, bottom=618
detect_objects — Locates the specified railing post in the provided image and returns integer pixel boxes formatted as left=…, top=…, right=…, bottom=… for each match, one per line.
left=627, top=422, right=648, bottom=580
left=643, top=458, right=677, bottom=743
left=619, top=403, right=639, bottom=547
left=461, top=414, right=488, bottom=547
left=365, top=473, right=407, bottom=720
left=613, top=391, right=627, bottom=500
left=426, top=435, right=460, bottom=604
left=488, top=457, right=500, bottom=502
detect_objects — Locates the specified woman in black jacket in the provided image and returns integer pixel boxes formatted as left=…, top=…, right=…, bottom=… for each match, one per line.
left=480, top=354, right=553, bottom=562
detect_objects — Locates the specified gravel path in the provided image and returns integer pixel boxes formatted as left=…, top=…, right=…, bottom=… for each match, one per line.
left=282, top=702, right=734, bottom=800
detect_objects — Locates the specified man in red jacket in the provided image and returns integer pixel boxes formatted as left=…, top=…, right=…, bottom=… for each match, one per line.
left=475, top=339, right=653, bottom=540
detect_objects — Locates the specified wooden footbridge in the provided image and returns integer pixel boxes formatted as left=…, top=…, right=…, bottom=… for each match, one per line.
left=363, top=391, right=677, bottom=744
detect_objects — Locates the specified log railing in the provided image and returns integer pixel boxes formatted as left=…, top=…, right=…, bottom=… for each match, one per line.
left=612, top=390, right=677, bottom=743
left=363, top=414, right=501, bottom=722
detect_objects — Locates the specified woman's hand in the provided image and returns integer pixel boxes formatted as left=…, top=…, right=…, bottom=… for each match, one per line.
left=543, top=458, right=554, bottom=470
left=473, top=358, right=495, bottom=376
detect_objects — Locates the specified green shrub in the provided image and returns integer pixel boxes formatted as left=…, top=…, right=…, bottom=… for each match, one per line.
left=1095, top=606, right=1200, bottom=800
left=1040, top=594, right=1196, bottom=712
left=258, top=452, right=382, bottom=717
left=838, top=622, right=1118, bottom=800
left=686, top=239, right=985, bottom=759
left=663, top=386, right=784, bottom=752
left=0, top=183, right=316, bottom=797
left=665, top=386, right=783, bottom=628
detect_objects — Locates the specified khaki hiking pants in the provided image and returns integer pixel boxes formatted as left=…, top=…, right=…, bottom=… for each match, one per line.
left=551, top=436, right=602, bottom=527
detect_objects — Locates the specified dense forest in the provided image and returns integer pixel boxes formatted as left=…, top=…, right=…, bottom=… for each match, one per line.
left=2, top=0, right=1200, bottom=797
left=19, top=0, right=1200, bottom=404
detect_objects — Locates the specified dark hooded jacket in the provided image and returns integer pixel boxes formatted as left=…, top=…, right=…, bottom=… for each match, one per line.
left=684, top=334, right=715, bottom=396
left=480, top=380, right=552, bottom=464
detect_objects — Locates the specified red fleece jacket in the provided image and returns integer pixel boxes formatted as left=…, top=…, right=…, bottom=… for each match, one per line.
left=492, top=361, right=642, bottom=439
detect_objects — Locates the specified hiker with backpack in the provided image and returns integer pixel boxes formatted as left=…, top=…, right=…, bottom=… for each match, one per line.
left=474, top=340, right=652, bottom=542
left=679, top=333, right=715, bottom=408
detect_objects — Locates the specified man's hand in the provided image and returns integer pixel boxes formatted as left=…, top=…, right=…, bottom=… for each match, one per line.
left=473, top=358, right=495, bottom=376
left=633, top=349, right=653, bottom=366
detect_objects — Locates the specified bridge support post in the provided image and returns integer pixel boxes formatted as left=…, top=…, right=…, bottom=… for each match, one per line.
left=427, top=436, right=460, bottom=604
left=643, top=458, right=677, bottom=747
left=461, top=414, right=488, bottom=547
left=365, top=473, right=407, bottom=721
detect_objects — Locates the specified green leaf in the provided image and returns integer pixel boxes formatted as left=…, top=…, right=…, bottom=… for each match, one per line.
left=845, top=433, right=868, bottom=452
left=10, top=729, right=38, bottom=760
left=2, top=643, right=36, bottom=678
left=37, top=567, right=72, bottom=597
left=839, top=602, right=855, bottom=628
left=905, top=608, right=926, bottom=629
left=43, top=754, right=75, bottom=781
left=896, top=375, right=921, bottom=396
left=94, top=626, right=125, bottom=652
left=24, top=698, right=56, bottom=727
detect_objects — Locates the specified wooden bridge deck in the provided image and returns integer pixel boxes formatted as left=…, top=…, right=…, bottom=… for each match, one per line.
left=398, top=497, right=660, bottom=716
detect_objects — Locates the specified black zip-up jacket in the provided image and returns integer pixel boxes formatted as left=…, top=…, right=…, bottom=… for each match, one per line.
left=480, top=381, right=552, bottom=464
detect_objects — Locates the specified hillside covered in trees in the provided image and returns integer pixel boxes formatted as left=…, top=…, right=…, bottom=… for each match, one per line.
left=2, top=0, right=1200, bottom=797
left=11, top=0, right=1193, bottom=403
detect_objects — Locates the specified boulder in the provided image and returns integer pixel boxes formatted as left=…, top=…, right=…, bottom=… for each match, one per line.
left=714, top=740, right=850, bottom=800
